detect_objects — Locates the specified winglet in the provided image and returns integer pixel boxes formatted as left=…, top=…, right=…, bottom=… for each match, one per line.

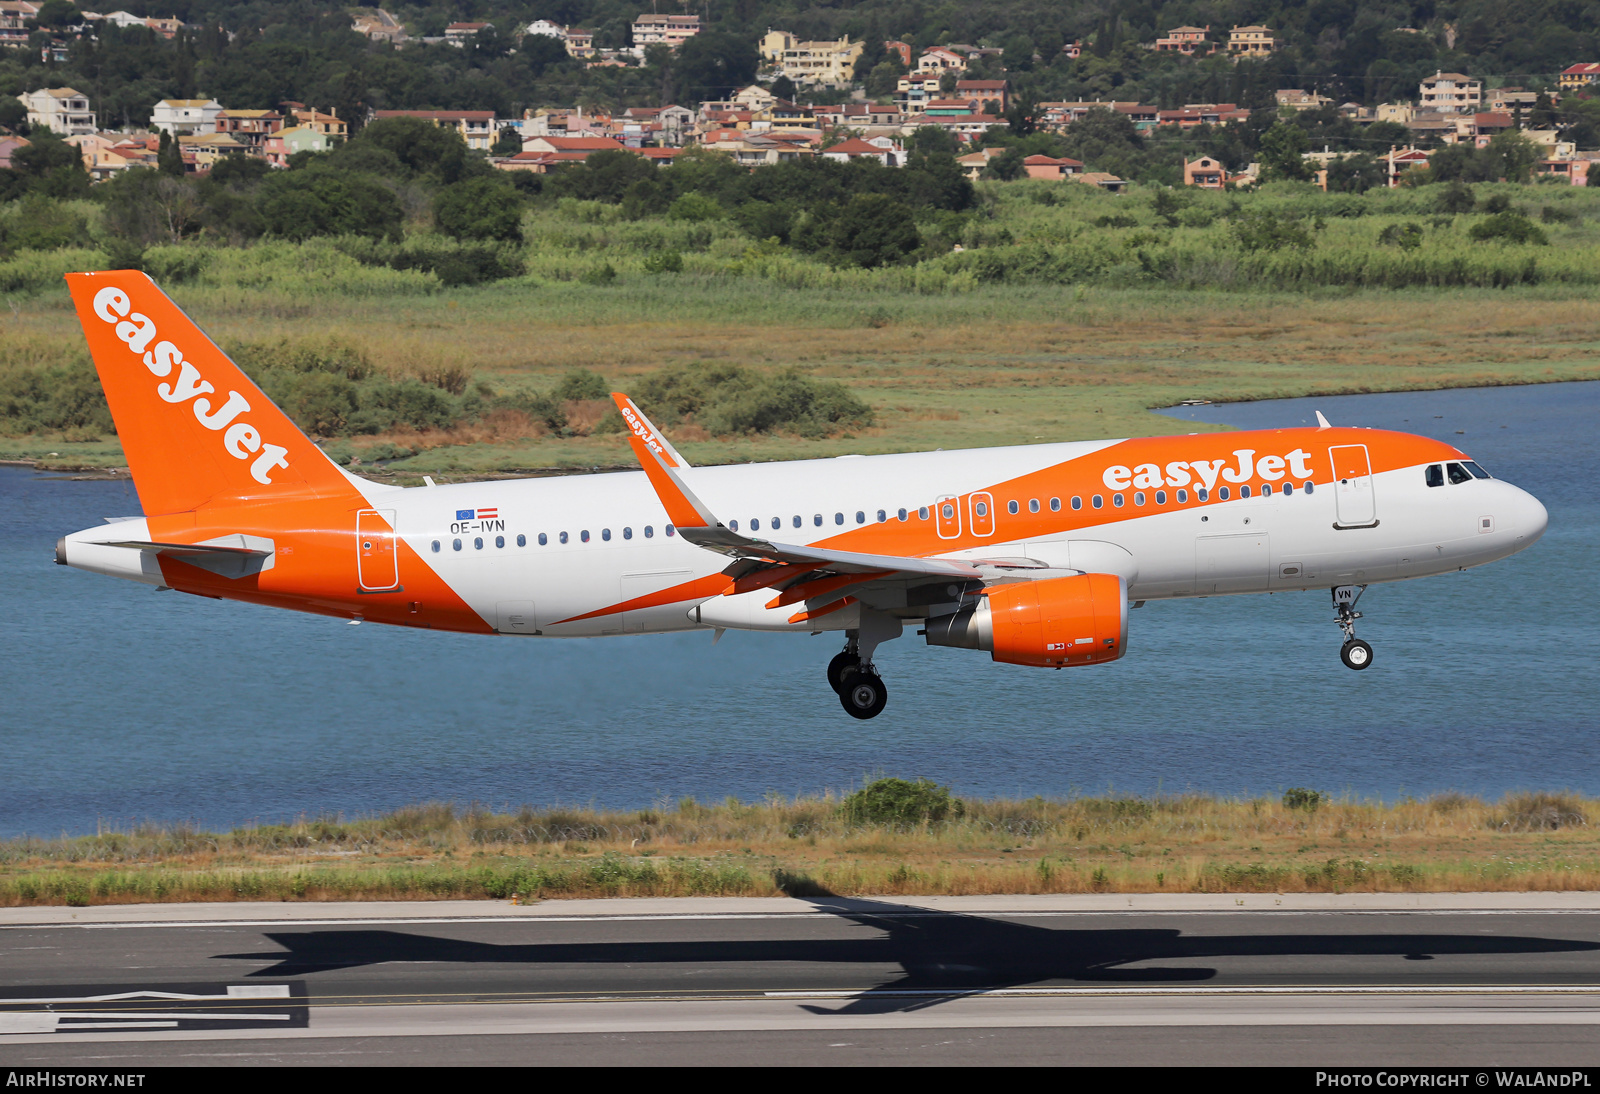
left=1315, top=411, right=1332, bottom=429
left=613, top=392, right=719, bottom=530
left=610, top=392, right=690, bottom=468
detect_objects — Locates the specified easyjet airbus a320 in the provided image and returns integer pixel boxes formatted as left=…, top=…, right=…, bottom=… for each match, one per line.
left=56, top=272, right=1548, bottom=718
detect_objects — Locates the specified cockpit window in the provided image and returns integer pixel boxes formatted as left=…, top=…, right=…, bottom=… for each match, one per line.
left=1463, top=461, right=1491, bottom=480
left=1446, top=462, right=1472, bottom=485
left=1425, top=464, right=1444, bottom=488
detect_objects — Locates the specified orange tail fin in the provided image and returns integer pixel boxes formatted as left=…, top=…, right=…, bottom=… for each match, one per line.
left=65, top=270, right=351, bottom=515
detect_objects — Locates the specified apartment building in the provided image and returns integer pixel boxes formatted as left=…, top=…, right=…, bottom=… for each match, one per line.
left=1559, top=63, right=1600, bottom=91
left=1419, top=71, right=1482, bottom=113
left=214, top=109, right=283, bottom=151
left=19, top=86, right=96, bottom=135
left=370, top=109, right=497, bottom=150
left=758, top=30, right=863, bottom=87
left=1227, top=26, right=1277, bottom=55
left=631, top=13, right=699, bottom=49
left=1153, top=25, right=1211, bottom=54
left=150, top=98, right=224, bottom=134
left=0, top=1, right=38, bottom=47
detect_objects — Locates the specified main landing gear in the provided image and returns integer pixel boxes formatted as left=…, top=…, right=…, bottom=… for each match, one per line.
left=829, top=641, right=889, bottom=720
left=1333, top=585, right=1373, bottom=671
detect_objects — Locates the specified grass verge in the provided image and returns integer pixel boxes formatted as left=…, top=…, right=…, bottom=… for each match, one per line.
left=5, top=790, right=1597, bottom=906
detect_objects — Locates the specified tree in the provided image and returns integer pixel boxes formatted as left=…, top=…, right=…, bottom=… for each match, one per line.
left=770, top=75, right=797, bottom=102
left=1325, top=153, right=1385, bottom=193
left=1006, top=96, right=1041, bottom=137
left=491, top=127, right=522, bottom=156
left=257, top=170, right=402, bottom=241
left=157, top=129, right=184, bottom=176
left=982, top=147, right=1026, bottom=180
left=433, top=175, right=523, bottom=242
left=829, top=193, right=919, bottom=267
left=673, top=31, right=758, bottom=103
left=11, top=128, right=90, bottom=198
left=522, top=32, right=569, bottom=78
left=31, top=0, right=79, bottom=28
left=1258, top=122, right=1312, bottom=182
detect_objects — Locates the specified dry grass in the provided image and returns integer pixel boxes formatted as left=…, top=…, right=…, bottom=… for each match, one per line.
left=5, top=791, right=1599, bottom=906
left=6, top=280, right=1600, bottom=476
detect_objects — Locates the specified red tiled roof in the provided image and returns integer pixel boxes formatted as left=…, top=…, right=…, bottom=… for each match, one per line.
left=1474, top=112, right=1514, bottom=126
left=825, top=138, right=887, bottom=154
left=1562, top=63, right=1600, bottom=75
left=1023, top=154, right=1084, bottom=166
left=956, top=80, right=1008, bottom=90
left=538, top=136, right=624, bottom=150
left=372, top=110, right=496, bottom=121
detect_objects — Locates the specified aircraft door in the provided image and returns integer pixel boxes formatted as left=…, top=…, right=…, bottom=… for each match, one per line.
left=356, top=509, right=399, bottom=591
left=1329, top=445, right=1377, bottom=527
left=969, top=492, right=995, bottom=537
left=935, top=495, right=961, bottom=539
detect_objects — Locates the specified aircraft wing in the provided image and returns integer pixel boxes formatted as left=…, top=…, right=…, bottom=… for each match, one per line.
left=611, top=394, right=1047, bottom=619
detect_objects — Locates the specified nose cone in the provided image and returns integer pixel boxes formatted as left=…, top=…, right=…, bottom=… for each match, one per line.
left=1510, top=483, right=1549, bottom=546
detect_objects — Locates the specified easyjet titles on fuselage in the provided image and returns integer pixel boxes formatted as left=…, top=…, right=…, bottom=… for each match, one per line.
left=1102, top=448, right=1317, bottom=493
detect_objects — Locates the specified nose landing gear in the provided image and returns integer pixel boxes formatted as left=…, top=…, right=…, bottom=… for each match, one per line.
left=1333, top=585, right=1373, bottom=670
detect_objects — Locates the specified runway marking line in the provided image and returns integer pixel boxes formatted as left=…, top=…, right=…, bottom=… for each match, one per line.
left=9, top=908, right=1600, bottom=931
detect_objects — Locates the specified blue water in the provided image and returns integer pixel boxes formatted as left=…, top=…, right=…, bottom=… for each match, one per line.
left=2, top=381, right=1596, bottom=836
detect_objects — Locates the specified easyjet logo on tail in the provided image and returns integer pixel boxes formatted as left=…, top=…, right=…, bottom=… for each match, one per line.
left=619, top=404, right=669, bottom=461
left=92, top=286, right=290, bottom=484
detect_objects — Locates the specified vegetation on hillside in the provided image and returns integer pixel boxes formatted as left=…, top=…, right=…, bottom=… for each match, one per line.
left=4, top=784, right=1598, bottom=905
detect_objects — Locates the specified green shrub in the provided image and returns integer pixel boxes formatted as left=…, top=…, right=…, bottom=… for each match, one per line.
left=433, top=176, right=524, bottom=242
left=634, top=361, right=872, bottom=438
left=579, top=262, right=617, bottom=285
left=1492, top=792, right=1587, bottom=831
left=842, top=777, right=965, bottom=828
left=642, top=249, right=684, bottom=273
left=1283, top=788, right=1323, bottom=812
left=1378, top=222, right=1424, bottom=249
left=1233, top=209, right=1315, bottom=252
left=554, top=368, right=608, bottom=401
left=1468, top=212, right=1548, bottom=245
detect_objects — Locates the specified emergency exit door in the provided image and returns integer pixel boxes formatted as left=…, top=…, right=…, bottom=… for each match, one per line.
left=356, top=509, right=399, bottom=591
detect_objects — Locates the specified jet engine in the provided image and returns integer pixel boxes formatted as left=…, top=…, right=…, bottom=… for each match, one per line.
left=923, top=572, right=1128, bottom=668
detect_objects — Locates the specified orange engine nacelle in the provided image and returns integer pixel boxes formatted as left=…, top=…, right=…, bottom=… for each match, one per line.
left=923, top=573, right=1129, bottom=668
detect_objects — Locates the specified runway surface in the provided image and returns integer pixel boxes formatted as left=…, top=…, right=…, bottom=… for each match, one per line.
left=4, top=895, right=1600, bottom=1065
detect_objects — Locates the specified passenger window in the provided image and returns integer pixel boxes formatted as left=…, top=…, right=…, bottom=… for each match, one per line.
left=1239, top=485, right=1250, bottom=499
left=835, top=512, right=844, bottom=525
left=1112, top=493, right=1124, bottom=507
left=1303, top=481, right=1314, bottom=494
left=793, top=516, right=802, bottom=528
left=495, top=535, right=505, bottom=548
left=431, top=540, right=440, bottom=553
left=731, top=520, right=740, bottom=532
left=1283, top=483, right=1293, bottom=496
left=974, top=501, right=988, bottom=517
left=1092, top=495, right=1103, bottom=509
left=855, top=511, right=865, bottom=524
left=897, top=508, right=908, bottom=521
left=1218, top=487, right=1230, bottom=500
left=1134, top=492, right=1146, bottom=506
left=623, top=527, right=633, bottom=540
left=580, top=530, right=590, bottom=543
left=517, top=534, right=526, bottom=546
left=1464, top=461, right=1491, bottom=480
left=918, top=507, right=929, bottom=520
left=1071, top=496, right=1082, bottom=510
left=1261, top=484, right=1271, bottom=497
left=941, top=503, right=954, bottom=519
left=644, top=526, right=653, bottom=538
left=877, top=509, right=886, bottom=522
left=1177, top=489, right=1188, bottom=503
left=1007, top=500, right=1019, bottom=515
left=559, top=531, right=569, bottom=544
left=539, top=533, right=548, bottom=545
left=666, top=525, right=676, bottom=536
left=772, top=517, right=781, bottom=529
left=814, top=514, right=823, bottom=526
left=1049, top=498, right=1061, bottom=512
left=1155, top=490, right=1166, bottom=505
left=1029, top=499, right=1040, bottom=513
left=474, top=537, right=484, bottom=550
left=452, top=538, right=462, bottom=551
left=1426, top=464, right=1444, bottom=488
left=1197, top=488, right=1209, bottom=501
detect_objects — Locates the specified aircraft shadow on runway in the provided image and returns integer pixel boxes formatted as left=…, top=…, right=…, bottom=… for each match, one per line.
left=214, top=897, right=1600, bottom=1013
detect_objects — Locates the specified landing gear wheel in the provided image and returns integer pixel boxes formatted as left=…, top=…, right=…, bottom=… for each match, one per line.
left=827, top=651, right=860, bottom=694
left=838, top=668, right=888, bottom=720
left=1340, top=639, right=1374, bottom=671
